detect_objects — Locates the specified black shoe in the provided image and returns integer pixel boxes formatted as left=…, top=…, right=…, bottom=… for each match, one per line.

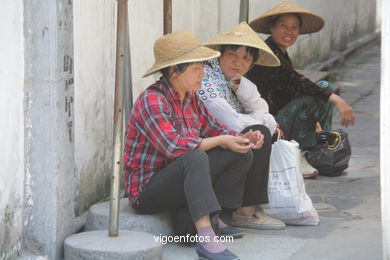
left=210, top=215, right=220, bottom=235
left=212, top=216, right=244, bottom=239
left=218, top=226, right=244, bottom=239
left=196, top=244, right=240, bottom=260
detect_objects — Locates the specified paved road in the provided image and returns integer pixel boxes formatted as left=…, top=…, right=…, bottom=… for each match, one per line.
left=290, top=36, right=382, bottom=260
left=163, top=37, right=382, bottom=260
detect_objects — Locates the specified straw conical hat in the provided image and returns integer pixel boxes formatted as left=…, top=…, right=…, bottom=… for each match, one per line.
left=249, top=0, right=325, bottom=34
left=203, top=22, right=280, bottom=67
left=143, top=30, right=220, bottom=77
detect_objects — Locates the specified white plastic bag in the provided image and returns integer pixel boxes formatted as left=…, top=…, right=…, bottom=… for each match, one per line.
left=262, top=138, right=319, bottom=225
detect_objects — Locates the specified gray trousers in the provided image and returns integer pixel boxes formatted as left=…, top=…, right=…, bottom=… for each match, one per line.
left=133, top=148, right=253, bottom=222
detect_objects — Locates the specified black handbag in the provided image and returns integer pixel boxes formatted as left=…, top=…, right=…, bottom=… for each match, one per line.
left=305, top=129, right=351, bottom=177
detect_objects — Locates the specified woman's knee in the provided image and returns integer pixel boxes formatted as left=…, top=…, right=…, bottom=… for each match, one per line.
left=182, top=149, right=209, bottom=169
left=242, top=124, right=271, bottom=138
left=243, top=149, right=254, bottom=164
left=223, top=149, right=253, bottom=169
left=185, top=149, right=208, bottom=160
left=243, top=124, right=272, bottom=149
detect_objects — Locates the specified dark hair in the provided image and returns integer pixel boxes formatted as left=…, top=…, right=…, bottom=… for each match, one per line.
left=270, top=13, right=303, bottom=28
left=160, top=63, right=190, bottom=79
left=220, top=45, right=259, bottom=64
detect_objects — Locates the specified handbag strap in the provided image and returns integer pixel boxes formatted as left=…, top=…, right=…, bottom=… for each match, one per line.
left=276, top=128, right=285, bottom=141
left=326, top=131, right=342, bottom=150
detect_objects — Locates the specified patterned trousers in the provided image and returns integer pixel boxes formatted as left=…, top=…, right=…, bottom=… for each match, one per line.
left=276, top=81, right=335, bottom=150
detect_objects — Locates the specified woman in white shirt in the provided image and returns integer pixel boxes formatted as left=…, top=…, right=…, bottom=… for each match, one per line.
left=199, top=22, right=286, bottom=230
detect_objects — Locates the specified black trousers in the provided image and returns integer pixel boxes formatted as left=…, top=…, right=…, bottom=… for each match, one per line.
left=133, top=148, right=253, bottom=222
left=241, top=124, right=272, bottom=206
left=133, top=124, right=272, bottom=222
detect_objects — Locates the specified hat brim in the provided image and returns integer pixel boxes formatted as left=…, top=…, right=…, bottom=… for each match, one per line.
left=205, top=42, right=280, bottom=67
left=143, top=46, right=220, bottom=77
left=203, top=23, right=280, bottom=67
left=250, top=12, right=324, bottom=34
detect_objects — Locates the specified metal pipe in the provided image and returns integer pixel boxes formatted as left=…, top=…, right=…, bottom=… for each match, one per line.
left=164, top=0, right=172, bottom=34
left=239, top=0, right=249, bottom=23
left=109, top=0, right=129, bottom=237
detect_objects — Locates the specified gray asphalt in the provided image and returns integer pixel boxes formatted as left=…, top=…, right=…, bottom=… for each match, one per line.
left=163, top=37, right=382, bottom=260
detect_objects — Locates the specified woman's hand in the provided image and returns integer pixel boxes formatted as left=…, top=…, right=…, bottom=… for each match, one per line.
left=230, top=74, right=241, bottom=93
left=199, top=134, right=254, bottom=152
left=199, top=131, right=263, bottom=153
left=242, top=130, right=264, bottom=149
left=329, top=93, right=356, bottom=127
left=221, top=135, right=254, bottom=153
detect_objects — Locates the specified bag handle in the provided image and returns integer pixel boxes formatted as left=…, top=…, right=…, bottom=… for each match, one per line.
left=326, top=131, right=342, bottom=150
left=276, top=128, right=285, bottom=141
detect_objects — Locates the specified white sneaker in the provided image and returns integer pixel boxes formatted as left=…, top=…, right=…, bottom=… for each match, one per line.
left=300, top=151, right=319, bottom=179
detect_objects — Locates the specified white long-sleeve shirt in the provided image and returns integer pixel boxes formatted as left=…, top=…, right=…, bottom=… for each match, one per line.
left=199, top=59, right=277, bottom=134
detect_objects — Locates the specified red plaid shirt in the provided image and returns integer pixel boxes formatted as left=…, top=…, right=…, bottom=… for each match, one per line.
left=124, top=78, right=237, bottom=205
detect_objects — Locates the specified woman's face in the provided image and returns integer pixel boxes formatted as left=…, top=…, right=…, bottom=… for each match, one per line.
left=174, top=62, right=205, bottom=92
left=219, top=46, right=254, bottom=80
left=270, top=14, right=301, bottom=52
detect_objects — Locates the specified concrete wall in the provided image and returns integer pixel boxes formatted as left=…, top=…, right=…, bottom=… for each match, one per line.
left=23, top=0, right=76, bottom=258
left=0, top=1, right=24, bottom=259
left=377, top=0, right=382, bottom=30
left=73, top=0, right=116, bottom=217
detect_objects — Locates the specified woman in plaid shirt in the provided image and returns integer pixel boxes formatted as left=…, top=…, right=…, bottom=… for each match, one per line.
left=124, top=30, right=264, bottom=260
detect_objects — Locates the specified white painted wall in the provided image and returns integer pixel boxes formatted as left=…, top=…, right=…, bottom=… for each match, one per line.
left=128, top=0, right=164, bottom=99
left=377, top=0, right=382, bottom=30
left=73, top=0, right=117, bottom=215
left=0, top=0, right=24, bottom=258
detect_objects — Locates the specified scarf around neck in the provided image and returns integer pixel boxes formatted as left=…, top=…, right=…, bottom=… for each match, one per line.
left=202, top=58, right=242, bottom=113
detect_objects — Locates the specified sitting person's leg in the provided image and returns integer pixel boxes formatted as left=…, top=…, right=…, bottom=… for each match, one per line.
left=240, top=125, right=272, bottom=206
left=134, top=148, right=250, bottom=260
left=207, top=148, right=253, bottom=210
left=276, top=96, right=321, bottom=178
left=316, top=80, right=336, bottom=131
left=133, top=149, right=220, bottom=219
left=230, top=125, right=285, bottom=230
left=275, top=81, right=337, bottom=178
left=276, top=81, right=336, bottom=149
left=276, top=95, right=321, bottom=149
left=197, top=148, right=252, bottom=258
left=205, top=147, right=254, bottom=238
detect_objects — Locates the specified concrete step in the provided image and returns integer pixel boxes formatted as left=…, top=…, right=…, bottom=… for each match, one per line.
left=86, top=198, right=174, bottom=236
left=64, top=230, right=163, bottom=260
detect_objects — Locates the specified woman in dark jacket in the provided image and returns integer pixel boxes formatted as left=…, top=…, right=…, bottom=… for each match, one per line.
left=246, top=0, right=355, bottom=178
